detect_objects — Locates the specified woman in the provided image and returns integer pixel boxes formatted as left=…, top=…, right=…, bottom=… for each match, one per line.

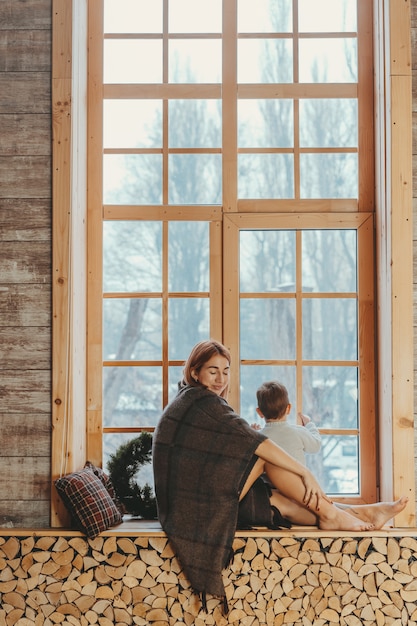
left=152, top=340, right=408, bottom=610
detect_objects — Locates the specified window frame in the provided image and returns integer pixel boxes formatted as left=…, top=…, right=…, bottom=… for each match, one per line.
left=51, top=0, right=415, bottom=527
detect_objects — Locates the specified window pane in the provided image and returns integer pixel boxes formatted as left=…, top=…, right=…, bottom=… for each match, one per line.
left=103, top=299, right=161, bottom=361
left=299, top=39, right=357, bottom=83
left=239, top=154, right=294, bottom=198
left=240, top=230, right=296, bottom=292
left=103, top=433, right=155, bottom=494
left=103, top=221, right=162, bottom=292
left=104, top=0, right=163, bottom=33
left=169, top=155, right=221, bottom=204
left=238, top=40, right=293, bottom=83
left=240, top=365, right=296, bottom=423
left=238, top=99, right=293, bottom=148
left=169, top=222, right=209, bottom=292
left=299, top=99, right=357, bottom=148
left=238, top=0, right=292, bottom=33
left=169, top=100, right=221, bottom=148
left=104, top=100, right=162, bottom=149
left=319, top=435, right=359, bottom=495
left=169, top=366, right=184, bottom=402
left=103, top=155, right=162, bottom=204
left=104, top=40, right=162, bottom=83
left=303, top=298, right=357, bottom=360
left=169, top=40, right=222, bottom=83
left=103, top=366, right=162, bottom=427
left=241, top=299, right=296, bottom=359
left=302, top=230, right=357, bottom=293
left=169, top=298, right=210, bottom=359
left=169, top=0, right=222, bottom=33
left=300, top=153, right=357, bottom=199
left=298, top=0, right=357, bottom=32
left=302, top=365, right=358, bottom=428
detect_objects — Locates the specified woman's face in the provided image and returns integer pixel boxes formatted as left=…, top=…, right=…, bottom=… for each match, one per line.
left=193, top=354, right=230, bottom=396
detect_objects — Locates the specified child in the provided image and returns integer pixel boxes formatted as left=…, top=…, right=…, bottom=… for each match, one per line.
left=255, top=380, right=321, bottom=465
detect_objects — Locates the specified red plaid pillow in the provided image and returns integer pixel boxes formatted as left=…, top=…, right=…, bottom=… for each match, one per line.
left=84, top=461, right=125, bottom=514
left=55, top=466, right=123, bottom=538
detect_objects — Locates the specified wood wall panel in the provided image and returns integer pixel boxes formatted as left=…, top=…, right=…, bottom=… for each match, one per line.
left=0, top=114, right=51, bottom=156
left=0, top=0, right=51, bottom=527
left=0, top=74, right=50, bottom=114
left=0, top=157, right=51, bottom=198
left=0, top=1, right=51, bottom=30
left=0, top=30, right=51, bottom=71
left=0, top=371, right=50, bottom=414
left=0, top=284, right=50, bottom=327
left=0, top=198, right=50, bottom=242
left=0, top=414, right=50, bottom=456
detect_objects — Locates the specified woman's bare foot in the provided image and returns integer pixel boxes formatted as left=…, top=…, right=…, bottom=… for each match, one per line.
left=318, top=503, right=374, bottom=531
left=347, top=496, right=409, bottom=530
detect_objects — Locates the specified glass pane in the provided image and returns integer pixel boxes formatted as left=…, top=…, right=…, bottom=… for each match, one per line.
left=104, top=40, right=162, bottom=83
left=299, top=99, right=357, bottom=148
left=103, top=221, right=162, bottom=292
left=169, top=298, right=210, bottom=359
left=238, top=99, right=293, bottom=148
left=238, top=39, right=293, bottom=83
left=298, top=0, right=357, bottom=32
left=103, top=432, right=155, bottom=496
left=303, top=298, right=357, bottom=360
left=103, top=366, right=162, bottom=427
left=239, top=154, right=294, bottom=198
left=300, top=153, right=357, bottom=199
left=169, top=366, right=184, bottom=402
left=238, top=0, right=292, bottom=33
left=319, top=435, right=359, bottom=495
left=240, top=365, right=296, bottom=424
left=240, top=230, right=296, bottom=292
left=302, top=365, right=358, bottom=429
left=240, top=299, right=296, bottom=360
left=169, top=100, right=221, bottom=148
left=104, top=100, right=162, bottom=149
left=299, top=39, right=357, bottom=83
left=169, top=0, right=222, bottom=33
left=169, top=222, right=209, bottom=292
left=103, top=154, right=162, bottom=204
left=169, top=155, right=222, bottom=204
left=169, top=40, right=221, bottom=83
left=302, top=230, right=357, bottom=293
left=103, top=299, right=161, bottom=361
left=104, top=0, right=163, bottom=33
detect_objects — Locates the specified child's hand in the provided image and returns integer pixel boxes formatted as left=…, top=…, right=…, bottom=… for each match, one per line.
left=250, top=422, right=261, bottom=430
left=298, top=412, right=311, bottom=426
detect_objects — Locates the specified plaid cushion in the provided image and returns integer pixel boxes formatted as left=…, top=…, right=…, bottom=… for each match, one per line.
left=84, top=461, right=125, bottom=514
left=55, top=466, right=123, bottom=538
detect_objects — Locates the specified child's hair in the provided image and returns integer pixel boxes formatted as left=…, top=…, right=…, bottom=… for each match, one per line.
left=256, top=381, right=289, bottom=420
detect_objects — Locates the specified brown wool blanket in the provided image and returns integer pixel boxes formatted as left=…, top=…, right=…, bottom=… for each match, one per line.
left=152, top=385, right=268, bottom=601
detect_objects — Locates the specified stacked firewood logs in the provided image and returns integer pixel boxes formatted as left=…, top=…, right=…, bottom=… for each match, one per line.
left=1, top=533, right=417, bottom=625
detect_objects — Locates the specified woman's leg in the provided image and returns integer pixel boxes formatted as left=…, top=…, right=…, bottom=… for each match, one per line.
left=239, top=457, right=374, bottom=530
left=264, top=462, right=375, bottom=531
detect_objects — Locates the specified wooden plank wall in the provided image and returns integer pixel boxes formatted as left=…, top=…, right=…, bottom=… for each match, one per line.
left=0, top=1, right=52, bottom=527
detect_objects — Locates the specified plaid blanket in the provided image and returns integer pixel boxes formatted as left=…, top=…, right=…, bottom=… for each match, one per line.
left=152, top=385, right=267, bottom=602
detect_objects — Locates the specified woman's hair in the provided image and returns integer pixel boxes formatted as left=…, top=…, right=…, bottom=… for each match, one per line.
left=256, top=381, right=289, bottom=420
left=181, top=339, right=231, bottom=398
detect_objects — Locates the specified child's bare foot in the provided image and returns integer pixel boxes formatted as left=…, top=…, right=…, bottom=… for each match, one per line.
left=347, top=496, right=409, bottom=529
left=318, top=504, right=374, bottom=532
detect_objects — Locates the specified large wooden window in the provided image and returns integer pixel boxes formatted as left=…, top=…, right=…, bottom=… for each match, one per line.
left=86, top=0, right=376, bottom=502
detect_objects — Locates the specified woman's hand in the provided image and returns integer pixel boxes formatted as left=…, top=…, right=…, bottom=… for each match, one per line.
left=300, top=469, right=332, bottom=510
